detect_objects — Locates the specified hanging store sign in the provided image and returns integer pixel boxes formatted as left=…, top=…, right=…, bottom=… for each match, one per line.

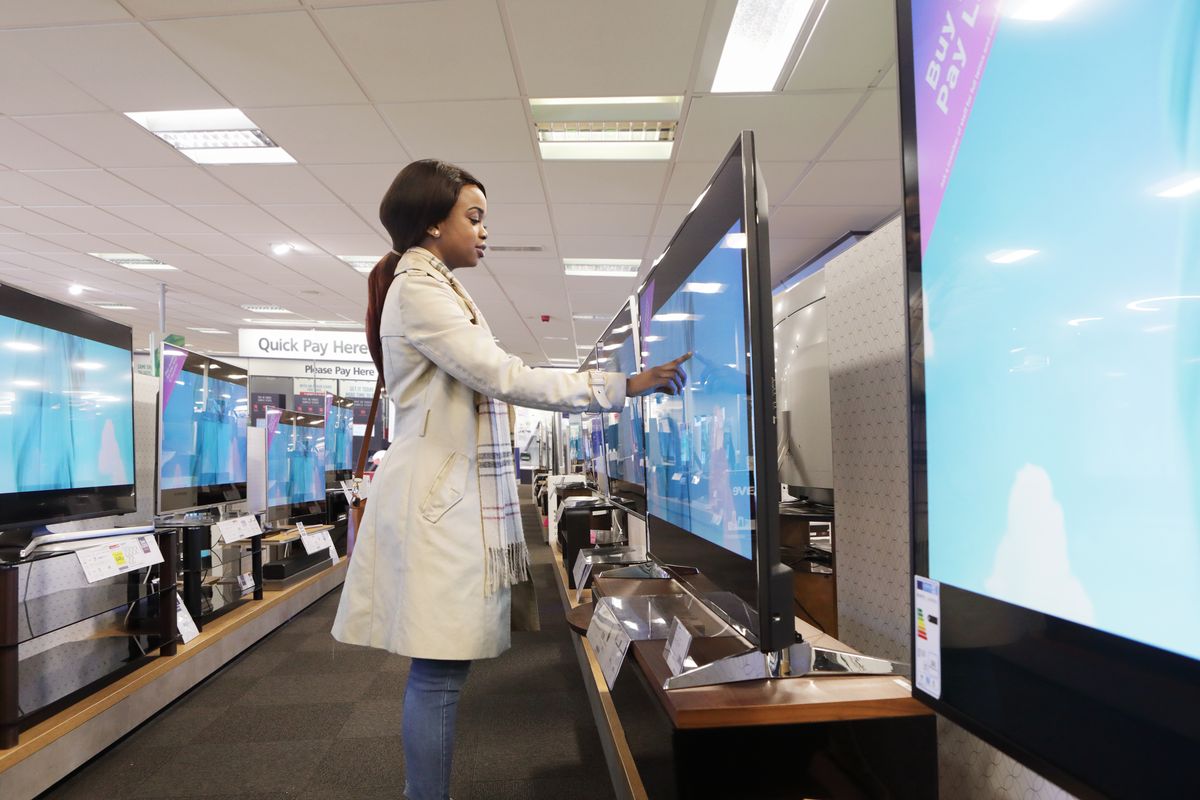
left=239, top=328, right=372, bottom=362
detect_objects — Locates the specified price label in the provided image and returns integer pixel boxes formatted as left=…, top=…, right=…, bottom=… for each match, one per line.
left=216, top=514, right=262, bottom=544
left=914, top=576, right=942, bottom=699
left=300, top=528, right=334, bottom=555
left=586, top=602, right=631, bottom=690
left=296, top=521, right=307, bottom=536
left=339, top=478, right=358, bottom=506
left=77, top=535, right=164, bottom=584
left=328, top=544, right=340, bottom=565
left=175, top=592, right=200, bottom=644
left=663, top=617, right=693, bottom=677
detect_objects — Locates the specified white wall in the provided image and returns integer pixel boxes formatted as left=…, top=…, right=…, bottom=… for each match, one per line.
left=824, top=217, right=1075, bottom=800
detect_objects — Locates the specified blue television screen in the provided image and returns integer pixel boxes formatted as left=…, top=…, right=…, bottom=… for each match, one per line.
left=324, top=395, right=355, bottom=473
left=158, top=347, right=249, bottom=513
left=589, top=301, right=646, bottom=512
left=261, top=409, right=325, bottom=514
left=0, top=283, right=136, bottom=530
left=642, top=221, right=753, bottom=560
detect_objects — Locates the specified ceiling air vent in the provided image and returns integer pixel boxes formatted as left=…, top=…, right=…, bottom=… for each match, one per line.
left=488, top=245, right=545, bottom=253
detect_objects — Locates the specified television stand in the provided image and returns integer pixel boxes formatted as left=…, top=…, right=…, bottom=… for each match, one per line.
left=0, top=523, right=157, bottom=559
left=662, top=636, right=902, bottom=690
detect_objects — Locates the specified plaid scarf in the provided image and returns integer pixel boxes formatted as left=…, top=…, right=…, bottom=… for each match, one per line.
left=403, top=248, right=530, bottom=594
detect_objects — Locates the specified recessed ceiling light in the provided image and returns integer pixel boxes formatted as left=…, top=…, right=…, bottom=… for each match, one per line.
left=337, top=255, right=379, bottom=273
left=240, top=304, right=291, bottom=314
left=242, top=318, right=363, bottom=328
left=90, top=303, right=137, bottom=311
left=712, top=0, right=819, bottom=93
left=125, top=109, right=295, bottom=166
left=539, top=140, right=673, bottom=161
left=89, top=252, right=177, bottom=271
left=488, top=245, right=545, bottom=253
left=270, top=242, right=295, bottom=256
left=986, top=249, right=1039, bottom=264
left=68, top=284, right=86, bottom=296
left=564, top=258, right=640, bottom=278
left=530, top=96, right=681, bottom=161
left=188, top=327, right=231, bottom=335
left=572, top=313, right=610, bottom=321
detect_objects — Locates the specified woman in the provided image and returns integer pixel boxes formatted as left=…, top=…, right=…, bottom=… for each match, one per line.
left=331, top=160, right=689, bottom=800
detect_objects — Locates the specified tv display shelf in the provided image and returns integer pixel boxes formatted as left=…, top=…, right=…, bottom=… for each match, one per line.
left=0, top=529, right=179, bottom=750
left=178, top=526, right=262, bottom=631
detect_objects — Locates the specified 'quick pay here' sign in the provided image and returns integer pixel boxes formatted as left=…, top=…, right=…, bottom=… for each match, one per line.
left=238, top=328, right=372, bottom=362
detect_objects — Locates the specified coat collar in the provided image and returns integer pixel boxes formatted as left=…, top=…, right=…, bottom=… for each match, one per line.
left=397, top=246, right=453, bottom=284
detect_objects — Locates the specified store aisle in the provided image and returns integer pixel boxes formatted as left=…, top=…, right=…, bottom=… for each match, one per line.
left=44, top=490, right=615, bottom=800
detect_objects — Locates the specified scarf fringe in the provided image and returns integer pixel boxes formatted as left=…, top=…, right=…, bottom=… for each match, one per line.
left=485, top=541, right=532, bottom=595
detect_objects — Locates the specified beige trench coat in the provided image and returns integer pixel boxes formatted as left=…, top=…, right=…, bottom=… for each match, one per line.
left=331, top=248, right=626, bottom=660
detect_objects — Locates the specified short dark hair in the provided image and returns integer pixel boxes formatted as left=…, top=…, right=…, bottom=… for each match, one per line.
left=365, top=160, right=485, bottom=373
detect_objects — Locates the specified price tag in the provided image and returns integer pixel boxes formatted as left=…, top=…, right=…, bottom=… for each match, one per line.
left=216, top=514, right=262, bottom=544
left=586, top=602, right=631, bottom=690
left=328, top=545, right=340, bottom=565
left=914, top=576, right=942, bottom=699
left=663, top=617, right=693, bottom=677
left=237, top=573, right=255, bottom=593
left=572, top=550, right=590, bottom=588
left=175, top=592, right=200, bottom=644
left=300, top=528, right=334, bottom=555
left=77, top=535, right=164, bottom=584
left=339, top=478, right=358, bottom=506
left=296, top=521, right=307, bottom=536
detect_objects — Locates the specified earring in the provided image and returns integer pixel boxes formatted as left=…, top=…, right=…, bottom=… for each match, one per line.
left=431, top=229, right=440, bottom=238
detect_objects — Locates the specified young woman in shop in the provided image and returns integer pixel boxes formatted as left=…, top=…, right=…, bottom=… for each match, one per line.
left=332, top=159, right=689, bottom=800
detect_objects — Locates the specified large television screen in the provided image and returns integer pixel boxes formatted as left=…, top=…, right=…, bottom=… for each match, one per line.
left=593, top=300, right=647, bottom=514
left=260, top=408, right=325, bottom=524
left=898, top=1, right=1200, bottom=795
left=324, top=394, right=355, bottom=477
left=639, top=131, right=791, bottom=652
left=0, top=283, right=135, bottom=530
left=158, top=347, right=249, bottom=513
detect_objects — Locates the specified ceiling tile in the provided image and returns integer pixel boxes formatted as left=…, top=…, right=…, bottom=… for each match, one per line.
left=486, top=256, right=562, bottom=279
left=16, top=113, right=187, bottom=168
left=480, top=203, right=552, bottom=238
left=303, top=233, right=390, bottom=256
left=179, top=204, right=298, bottom=237
left=878, top=63, right=898, bottom=88
left=96, top=232, right=195, bottom=255
left=769, top=238, right=831, bottom=284
left=0, top=206, right=82, bottom=235
left=102, top=205, right=219, bottom=236
left=784, top=0, right=896, bottom=91
left=0, top=171, right=86, bottom=205
left=110, top=167, right=249, bottom=205
left=821, top=90, right=900, bottom=161
left=506, top=0, right=704, bottom=96
left=121, top=0, right=300, bottom=16
left=380, top=100, right=534, bottom=162
left=206, top=166, right=339, bottom=204
left=0, top=48, right=107, bottom=115
left=556, top=235, right=647, bottom=260
left=262, top=204, right=376, bottom=236
left=317, top=0, right=518, bottom=102
left=29, top=206, right=148, bottom=235
left=786, top=160, right=902, bottom=207
left=0, top=232, right=64, bottom=253
left=676, top=94, right=862, bottom=163
left=162, top=233, right=257, bottom=256
left=248, top=106, right=409, bottom=165
left=349, top=205, right=388, bottom=238
left=27, top=232, right=124, bottom=253
left=553, top=204, right=656, bottom=237
left=27, top=169, right=165, bottom=205
left=0, top=119, right=93, bottom=170
left=770, top=205, right=896, bottom=239
left=459, top=162, right=545, bottom=204
left=652, top=205, right=690, bottom=239
left=543, top=162, right=668, bottom=205
left=477, top=235, right=557, bottom=259
left=151, top=12, right=366, bottom=106
left=2, top=24, right=226, bottom=111
left=308, top=163, right=403, bottom=205
left=0, top=1, right=131, bottom=27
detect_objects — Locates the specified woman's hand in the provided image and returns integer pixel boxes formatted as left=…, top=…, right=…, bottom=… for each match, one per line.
left=627, top=353, right=692, bottom=397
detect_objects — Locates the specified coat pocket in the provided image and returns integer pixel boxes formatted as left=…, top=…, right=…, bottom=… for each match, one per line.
left=419, top=451, right=470, bottom=524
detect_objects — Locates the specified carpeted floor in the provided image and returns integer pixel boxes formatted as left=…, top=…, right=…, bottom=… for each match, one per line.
left=44, top=488, right=615, bottom=800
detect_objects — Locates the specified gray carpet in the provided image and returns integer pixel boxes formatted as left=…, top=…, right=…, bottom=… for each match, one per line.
left=44, top=488, right=616, bottom=800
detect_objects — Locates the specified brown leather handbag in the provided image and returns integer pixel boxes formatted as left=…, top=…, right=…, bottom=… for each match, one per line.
left=347, top=377, right=384, bottom=555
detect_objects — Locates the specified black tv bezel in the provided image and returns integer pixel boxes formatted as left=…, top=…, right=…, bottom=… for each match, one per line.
left=157, top=346, right=250, bottom=515
left=0, top=283, right=137, bottom=531
left=896, top=3, right=1200, bottom=797
left=639, top=131, right=791, bottom=653
left=261, top=407, right=328, bottom=526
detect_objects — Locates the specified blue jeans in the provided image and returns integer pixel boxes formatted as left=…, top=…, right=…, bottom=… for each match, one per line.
left=403, top=657, right=471, bottom=800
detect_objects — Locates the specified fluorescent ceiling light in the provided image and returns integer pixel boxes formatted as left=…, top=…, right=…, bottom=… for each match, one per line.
left=338, top=255, right=379, bottom=274
left=721, top=233, right=748, bottom=250
left=572, top=313, right=609, bottom=321
left=242, top=318, right=363, bottom=328
left=531, top=96, right=682, bottom=107
left=188, top=327, right=231, bottom=335
left=1005, top=0, right=1084, bottom=21
left=684, top=282, right=725, bottom=294
left=241, top=304, right=291, bottom=314
left=539, top=141, right=673, bottom=161
left=91, top=303, right=136, bottom=311
left=986, top=249, right=1039, bottom=264
left=564, top=258, right=640, bottom=278
left=712, top=0, right=817, bottom=92
left=653, top=313, right=699, bottom=322
left=89, top=252, right=177, bottom=271
left=126, top=109, right=295, bottom=166
left=537, top=121, right=675, bottom=144
left=1154, top=174, right=1200, bottom=198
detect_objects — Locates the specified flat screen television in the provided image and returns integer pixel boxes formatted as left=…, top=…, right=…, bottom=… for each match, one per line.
left=259, top=408, right=326, bottom=526
left=898, top=1, right=1200, bottom=795
left=0, top=283, right=136, bottom=535
left=158, top=346, right=249, bottom=514
left=324, top=393, right=355, bottom=487
left=639, top=131, right=793, bottom=653
left=594, top=299, right=647, bottom=515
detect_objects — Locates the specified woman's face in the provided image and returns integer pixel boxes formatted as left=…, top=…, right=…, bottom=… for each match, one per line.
left=429, top=184, right=488, bottom=269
